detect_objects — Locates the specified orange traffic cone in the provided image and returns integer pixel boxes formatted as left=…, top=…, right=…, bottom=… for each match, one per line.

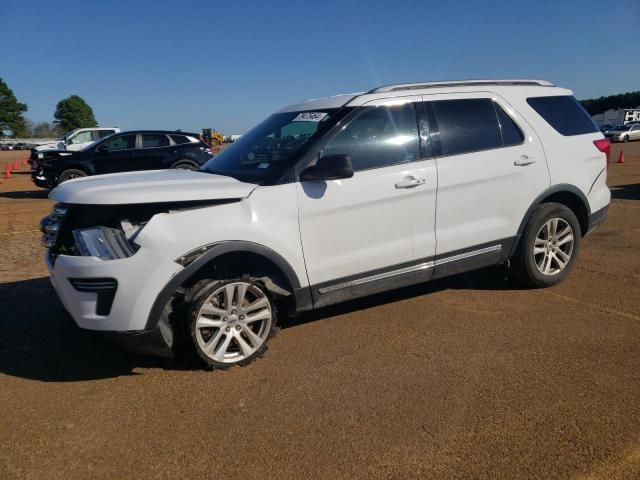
left=617, top=150, right=625, bottom=164
left=4, top=163, right=11, bottom=179
left=12, top=160, right=19, bottom=170
left=22, top=157, right=27, bottom=166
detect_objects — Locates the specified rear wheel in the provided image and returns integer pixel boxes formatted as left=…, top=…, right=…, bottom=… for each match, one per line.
left=623, top=135, right=629, bottom=143
left=187, top=279, right=277, bottom=369
left=57, top=169, right=87, bottom=185
left=511, top=202, right=581, bottom=287
left=173, top=161, right=198, bottom=170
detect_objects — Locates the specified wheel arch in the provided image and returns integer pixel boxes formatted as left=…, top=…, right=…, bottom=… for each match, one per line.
left=145, top=241, right=302, bottom=330
left=511, top=184, right=590, bottom=256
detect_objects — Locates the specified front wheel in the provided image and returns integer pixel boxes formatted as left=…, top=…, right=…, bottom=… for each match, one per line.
left=186, top=279, right=277, bottom=369
left=57, top=168, right=87, bottom=185
left=623, top=136, right=629, bottom=143
left=511, top=203, right=582, bottom=288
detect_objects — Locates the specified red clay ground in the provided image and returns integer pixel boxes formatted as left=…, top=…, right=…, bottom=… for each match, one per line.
left=0, top=144, right=639, bottom=479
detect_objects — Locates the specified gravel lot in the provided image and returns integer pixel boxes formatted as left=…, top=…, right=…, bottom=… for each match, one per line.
left=1, top=144, right=639, bottom=479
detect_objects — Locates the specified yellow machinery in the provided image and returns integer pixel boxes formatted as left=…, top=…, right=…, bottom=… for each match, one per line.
left=201, top=129, right=225, bottom=147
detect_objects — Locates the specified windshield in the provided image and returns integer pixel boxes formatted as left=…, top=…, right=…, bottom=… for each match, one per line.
left=62, top=129, right=79, bottom=141
left=612, top=125, right=631, bottom=131
left=201, top=109, right=342, bottom=183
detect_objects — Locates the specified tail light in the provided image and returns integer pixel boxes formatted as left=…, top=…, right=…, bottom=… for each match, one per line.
left=593, top=138, right=611, bottom=165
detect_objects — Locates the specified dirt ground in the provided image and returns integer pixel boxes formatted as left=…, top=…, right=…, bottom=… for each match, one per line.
left=0, top=143, right=639, bottom=480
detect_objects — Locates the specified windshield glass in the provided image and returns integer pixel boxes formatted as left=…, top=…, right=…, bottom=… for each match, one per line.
left=62, top=129, right=79, bottom=141
left=612, top=125, right=631, bottom=131
left=201, top=109, right=341, bottom=183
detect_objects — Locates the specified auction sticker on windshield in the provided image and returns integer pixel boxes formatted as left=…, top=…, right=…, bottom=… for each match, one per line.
left=292, top=112, right=328, bottom=122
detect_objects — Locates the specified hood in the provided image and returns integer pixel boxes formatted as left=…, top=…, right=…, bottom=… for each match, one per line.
left=35, top=141, right=64, bottom=152
left=49, top=169, right=258, bottom=205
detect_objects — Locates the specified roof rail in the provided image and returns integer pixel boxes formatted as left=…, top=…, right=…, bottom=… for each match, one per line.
left=367, top=79, right=555, bottom=94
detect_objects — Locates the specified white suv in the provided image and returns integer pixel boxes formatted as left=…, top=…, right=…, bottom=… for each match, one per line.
left=34, top=127, right=120, bottom=153
left=41, top=80, right=610, bottom=368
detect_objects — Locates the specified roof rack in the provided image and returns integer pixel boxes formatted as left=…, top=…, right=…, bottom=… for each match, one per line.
left=367, top=79, right=555, bottom=94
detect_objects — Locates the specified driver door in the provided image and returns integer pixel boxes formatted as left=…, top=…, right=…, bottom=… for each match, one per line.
left=92, top=134, right=138, bottom=174
left=296, top=97, right=438, bottom=306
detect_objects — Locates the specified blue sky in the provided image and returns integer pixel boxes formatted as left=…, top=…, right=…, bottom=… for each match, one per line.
left=1, top=0, right=638, bottom=134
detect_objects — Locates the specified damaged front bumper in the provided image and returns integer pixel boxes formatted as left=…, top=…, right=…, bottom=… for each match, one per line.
left=46, top=247, right=183, bottom=356
left=32, top=169, right=54, bottom=189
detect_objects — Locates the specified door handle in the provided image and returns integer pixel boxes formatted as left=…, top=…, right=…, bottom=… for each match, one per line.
left=395, top=176, right=426, bottom=189
left=514, top=155, right=536, bottom=166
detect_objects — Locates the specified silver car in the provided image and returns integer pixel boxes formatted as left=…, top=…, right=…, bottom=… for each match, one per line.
left=605, top=124, right=640, bottom=143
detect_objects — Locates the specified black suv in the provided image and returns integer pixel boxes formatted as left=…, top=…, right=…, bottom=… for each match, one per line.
left=32, top=130, right=212, bottom=188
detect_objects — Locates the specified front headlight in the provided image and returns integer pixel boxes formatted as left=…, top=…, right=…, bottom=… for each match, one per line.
left=73, top=227, right=135, bottom=260
left=40, top=204, right=68, bottom=247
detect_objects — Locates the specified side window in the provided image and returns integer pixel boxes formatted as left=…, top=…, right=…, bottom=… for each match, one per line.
left=323, top=103, right=419, bottom=171
left=141, top=134, right=170, bottom=148
left=494, top=103, right=524, bottom=146
left=431, top=99, right=502, bottom=156
left=103, top=134, right=136, bottom=151
left=97, top=130, right=116, bottom=139
left=69, top=131, right=93, bottom=145
left=169, top=134, right=191, bottom=145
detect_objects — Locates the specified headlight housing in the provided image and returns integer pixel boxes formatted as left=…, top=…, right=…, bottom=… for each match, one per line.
left=73, top=227, right=135, bottom=260
left=40, top=204, right=68, bottom=247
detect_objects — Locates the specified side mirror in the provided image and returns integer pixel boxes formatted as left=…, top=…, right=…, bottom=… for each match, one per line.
left=300, top=154, right=354, bottom=181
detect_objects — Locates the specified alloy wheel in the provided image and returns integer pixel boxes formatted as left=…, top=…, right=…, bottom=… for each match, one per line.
left=194, top=282, right=272, bottom=364
left=533, top=218, right=575, bottom=276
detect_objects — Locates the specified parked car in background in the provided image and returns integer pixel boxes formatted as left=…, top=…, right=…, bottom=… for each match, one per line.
left=32, top=130, right=212, bottom=188
left=604, top=124, right=640, bottom=142
left=40, top=79, right=610, bottom=369
left=30, top=127, right=121, bottom=167
left=14, top=142, right=29, bottom=150
left=32, top=127, right=120, bottom=154
left=1, top=143, right=14, bottom=150
left=600, top=124, right=616, bottom=133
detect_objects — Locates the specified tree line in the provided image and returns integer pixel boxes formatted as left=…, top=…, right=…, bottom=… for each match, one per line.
left=580, top=91, right=640, bottom=115
left=0, top=77, right=98, bottom=138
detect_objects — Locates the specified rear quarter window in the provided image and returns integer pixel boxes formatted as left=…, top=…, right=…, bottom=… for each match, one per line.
left=526, top=95, right=598, bottom=136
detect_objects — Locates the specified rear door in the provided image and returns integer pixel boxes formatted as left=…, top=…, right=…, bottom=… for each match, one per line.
left=92, top=133, right=137, bottom=174
left=296, top=97, right=438, bottom=305
left=424, top=93, right=549, bottom=270
left=136, top=133, right=172, bottom=170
